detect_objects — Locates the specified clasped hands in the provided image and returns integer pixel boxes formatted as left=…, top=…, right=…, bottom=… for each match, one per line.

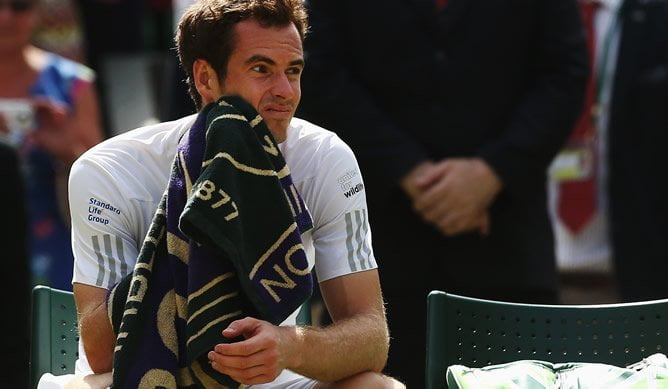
left=401, top=158, right=502, bottom=237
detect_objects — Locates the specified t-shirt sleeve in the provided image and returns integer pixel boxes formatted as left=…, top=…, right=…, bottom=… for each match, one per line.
left=69, top=157, right=139, bottom=289
left=306, top=138, right=377, bottom=282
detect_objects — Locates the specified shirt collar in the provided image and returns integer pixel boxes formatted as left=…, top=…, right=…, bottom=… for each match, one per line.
left=598, top=0, right=622, bottom=11
left=581, top=0, right=622, bottom=11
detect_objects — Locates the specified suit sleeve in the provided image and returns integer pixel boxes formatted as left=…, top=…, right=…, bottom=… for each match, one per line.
left=478, top=0, right=589, bottom=197
left=298, top=0, right=429, bottom=187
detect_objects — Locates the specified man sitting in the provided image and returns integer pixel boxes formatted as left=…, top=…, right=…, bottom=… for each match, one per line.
left=66, top=0, right=404, bottom=388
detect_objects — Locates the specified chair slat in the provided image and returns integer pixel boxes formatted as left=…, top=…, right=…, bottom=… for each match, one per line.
left=426, top=291, right=668, bottom=389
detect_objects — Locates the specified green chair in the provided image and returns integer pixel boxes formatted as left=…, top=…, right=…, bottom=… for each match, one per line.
left=28, top=285, right=310, bottom=388
left=426, top=291, right=668, bottom=389
left=30, top=285, right=79, bottom=389
left=296, top=297, right=312, bottom=326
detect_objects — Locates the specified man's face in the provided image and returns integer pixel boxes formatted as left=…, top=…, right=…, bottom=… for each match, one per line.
left=219, top=19, right=304, bottom=143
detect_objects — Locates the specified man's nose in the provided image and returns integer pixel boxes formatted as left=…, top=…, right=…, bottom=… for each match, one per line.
left=270, top=72, right=296, bottom=100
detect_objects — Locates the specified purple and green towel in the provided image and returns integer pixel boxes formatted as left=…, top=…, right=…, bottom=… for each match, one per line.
left=108, top=96, right=313, bottom=388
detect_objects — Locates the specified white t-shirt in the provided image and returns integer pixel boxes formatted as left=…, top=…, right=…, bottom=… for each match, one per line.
left=68, top=115, right=377, bottom=384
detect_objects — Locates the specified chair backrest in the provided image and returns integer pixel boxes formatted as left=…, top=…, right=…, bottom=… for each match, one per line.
left=29, top=285, right=79, bottom=389
left=426, top=291, right=668, bottom=389
left=296, top=297, right=312, bottom=326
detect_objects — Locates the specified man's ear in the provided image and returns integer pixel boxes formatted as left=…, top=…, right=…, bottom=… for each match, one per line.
left=193, top=59, right=222, bottom=105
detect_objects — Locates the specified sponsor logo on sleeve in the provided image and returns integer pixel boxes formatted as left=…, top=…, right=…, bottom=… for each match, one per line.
left=337, top=169, right=365, bottom=199
left=87, top=197, right=121, bottom=225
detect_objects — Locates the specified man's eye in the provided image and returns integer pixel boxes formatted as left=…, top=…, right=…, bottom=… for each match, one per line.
left=286, top=67, right=303, bottom=75
left=251, top=65, right=268, bottom=73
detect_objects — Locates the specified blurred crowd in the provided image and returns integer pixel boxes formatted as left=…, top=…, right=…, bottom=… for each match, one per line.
left=1, top=0, right=667, bottom=387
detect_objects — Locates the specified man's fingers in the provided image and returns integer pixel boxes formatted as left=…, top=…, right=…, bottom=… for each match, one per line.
left=209, top=361, right=274, bottom=385
left=215, top=322, right=275, bottom=357
left=208, top=348, right=276, bottom=370
left=214, top=336, right=267, bottom=357
left=438, top=211, right=485, bottom=237
left=401, top=160, right=435, bottom=197
left=413, top=178, right=452, bottom=213
left=418, top=198, right=451, bottom=225
left=222, top=326, right=240, bottom=338
left=438, top=213, right=465, bottom=236
left=208, top=318, right=287, bottom=385
left=414, top=161, right=451, bottom=189
left=413, top=165, right=442, bottom=189
left=221, top=317, right=260, bottom=338
left=208, top=348, right=279, bottom=385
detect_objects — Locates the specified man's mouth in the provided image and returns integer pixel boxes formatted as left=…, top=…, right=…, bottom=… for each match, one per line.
left=264, top=104, right=292, bottom=113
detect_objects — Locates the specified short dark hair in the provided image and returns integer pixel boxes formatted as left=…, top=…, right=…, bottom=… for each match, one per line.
left=176, top=0, right=308, bottom=109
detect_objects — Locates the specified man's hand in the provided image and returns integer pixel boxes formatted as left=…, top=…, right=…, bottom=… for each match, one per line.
left=400, top=160, right=434, bottom=200
left=208, top=317, right=299, bottom=385
left=208, top=271, right=390, bottom=385
left=412, top=158, right=502, bottom=236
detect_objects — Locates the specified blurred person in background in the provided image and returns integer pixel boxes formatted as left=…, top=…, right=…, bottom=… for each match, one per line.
left=31, top=0, right=87, bottom=63
left=161, top=0, right=197, bottom=121
left=0, top=0, right=104, bottom=290
left=298, top=0, right=588, bottom=386
left=75, top=0, right=176, bottom=136
left=74, top=0, right=144, bottom=75
left=0, top=143, right=29, bottom=388
left=551, top=0, right=668, bottom=303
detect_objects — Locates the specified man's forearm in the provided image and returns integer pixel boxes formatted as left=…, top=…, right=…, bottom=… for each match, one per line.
left=75, top=284, right=116, bottom=374
left=80, top=302, right=115, bottom=373
left=208, top=271, right=389, bottom=384
left=286, top=310, right=389, bottom=382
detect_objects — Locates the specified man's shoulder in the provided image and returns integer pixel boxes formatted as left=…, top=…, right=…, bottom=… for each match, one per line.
left=74, top=115, right=196, bottom=172
left=286, top=117, right=352, bottom=156
left=283, top=117, right=360, bottom=185
left=70, top=115, right=196, bottom=202
left=289, top=117, right=336, bottom=139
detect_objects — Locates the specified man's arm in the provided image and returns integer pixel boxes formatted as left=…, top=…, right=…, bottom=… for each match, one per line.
left=73, top=283, right=115, bottom=373
left=303, top=269, right=389, bottom=376
left=207, top=269, right=388, bottom=385
left=68, top=155, right=141, bottom=375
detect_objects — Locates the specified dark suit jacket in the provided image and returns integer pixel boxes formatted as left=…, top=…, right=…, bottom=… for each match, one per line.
left=608, top=0, right=668, bottom=301
left=299, top=0, right=588, bottom=294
